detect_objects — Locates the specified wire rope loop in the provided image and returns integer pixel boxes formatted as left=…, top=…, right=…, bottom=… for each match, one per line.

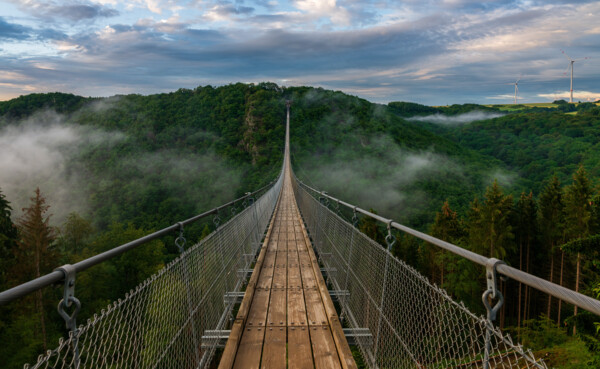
left=352, top=209, right=359, bottom=228
left=385, top=221, right=396, bottom=250
left=213, top=213, right=221, bottom=228
left=385, top=233, right=396, bottom=250
left=482, top=289, right=504, bottom=322
left=231, top=204, right=237, bottom=216
left=57, top=296, right=81, bottom=332
left=175, top=222, right=186, bottom=253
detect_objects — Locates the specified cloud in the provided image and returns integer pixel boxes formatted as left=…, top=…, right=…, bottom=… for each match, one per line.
left=0, top=112, right=124, bottom=225
left=9, top=0, right=119, bottom=22
left=0, top=17, right=33, bottom=40
left=0, top=1, right=599, bottom=105
left=407, top=111, right=505, bottom=125
left=538, top=90, right=600, bottom=102
left=119, top=150, right=242, bottom=214
left=297, top=134, right=464, bottom=220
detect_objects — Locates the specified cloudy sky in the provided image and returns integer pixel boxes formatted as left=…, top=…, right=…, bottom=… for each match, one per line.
left=0, top=0, right=598, bottom=105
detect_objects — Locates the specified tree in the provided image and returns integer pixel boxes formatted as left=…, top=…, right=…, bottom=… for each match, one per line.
left=0, top=188, right=18, bottom=290
left=430, top=201, right=465, bottom=286
left=538, top=176, right=565, bottom=321
left=359, top=209, right=385, bottom=246
left=57, top=212, right=94, bottom=258
left=563, top=165, right=593, bottom=334
left=12, top=188, right=58, bottom=351
left=91, top=222, right=166, bottom=300
left=469, top=180, right=514, bottom=259
left=514, top=191, right=537, bottom=326
left=467, top=181, right=513, bottom=328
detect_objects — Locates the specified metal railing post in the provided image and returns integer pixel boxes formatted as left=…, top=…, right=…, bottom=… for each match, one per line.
left=372, top=222, right=396, bottom=366
left=340, top=208, right=359, bottom=323
left=175, top=223, right=201, bottom=367
left=55, top=264, right=81, bottom=369
left=482, top=258, right=505, bottom=369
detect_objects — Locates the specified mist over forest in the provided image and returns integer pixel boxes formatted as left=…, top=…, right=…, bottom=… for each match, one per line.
left=1, top=83, right=600, bottom=368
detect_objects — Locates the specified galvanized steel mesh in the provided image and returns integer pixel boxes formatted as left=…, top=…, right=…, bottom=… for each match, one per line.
left=24, top=176, right=282, bottom=369
left=292, top=179, right=547, bottom=369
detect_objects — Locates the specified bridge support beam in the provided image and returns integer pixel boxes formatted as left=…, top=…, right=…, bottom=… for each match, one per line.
left=202, top=328, right=372, bottom=349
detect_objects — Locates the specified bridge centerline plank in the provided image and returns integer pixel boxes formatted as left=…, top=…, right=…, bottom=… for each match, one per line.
left=219, top=106, right=356, bottom=369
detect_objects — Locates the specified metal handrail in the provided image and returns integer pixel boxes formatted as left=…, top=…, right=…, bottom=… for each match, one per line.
left=295, top=177, right=600, bottom=317
left=0, top=180, right=276, bottom=306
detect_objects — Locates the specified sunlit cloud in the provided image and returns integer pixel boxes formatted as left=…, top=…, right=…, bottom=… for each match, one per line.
left=538, top=91, right=600, bottom=102
left=0, top=0, right=598, bottom=105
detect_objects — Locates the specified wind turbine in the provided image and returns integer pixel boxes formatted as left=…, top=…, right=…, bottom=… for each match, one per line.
left=512, top=76, right=521, bottom=104
left=562, top=50, right=590, bottom=103
left=506, top=76, right=521, bottom=104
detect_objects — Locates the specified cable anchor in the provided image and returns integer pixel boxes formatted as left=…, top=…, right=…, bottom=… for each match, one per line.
left=481, top=258, right=506, bottom=369
left=175, top=222, right=186, bottom=253
left=385, top=221, right=396, bottom=251
left=213, top=211, right=221, bottom=229
left=319, top=192, right=329, bottom=207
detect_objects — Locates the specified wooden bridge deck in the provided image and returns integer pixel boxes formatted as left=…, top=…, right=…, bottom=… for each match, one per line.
left=218, top=153, right=356, bottom=368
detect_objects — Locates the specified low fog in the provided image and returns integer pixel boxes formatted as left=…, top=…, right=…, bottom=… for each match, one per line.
left=297, top=135, right=465, bottom=219
left=0, top=112, right=124, bottom=224
left=407, top=111, right=504, bottom=125
left=0, top=110, right=241, bottom=227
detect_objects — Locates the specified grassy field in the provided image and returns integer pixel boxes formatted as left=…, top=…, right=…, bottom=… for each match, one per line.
left=487, top=102, right=600, bottom=111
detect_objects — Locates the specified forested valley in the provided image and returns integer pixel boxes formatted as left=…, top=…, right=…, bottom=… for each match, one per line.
left=0, top=83, right=599, bottom=367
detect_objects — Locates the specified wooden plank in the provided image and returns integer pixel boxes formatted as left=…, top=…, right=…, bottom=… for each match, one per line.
left=219, top=189, right=282, bottom=369
left=288, top=266, right=302, bottom=289
left=261, top=328, right=286, bottom=369
left=246, top=290, right=270, bottom=326
left=300, top=264, right=317, bottom=288
left=296, top=208, right=358, bottom=369
left=266, top=288, right=286, bottom=327
left=233, top=327, right=265, bottom=369
left=287, top=289, right=307, bottom=326
left=309, top=326, right=342, bottom=369
left=304, top=288, right=328, bottom=326
left=288, top=327, right=314, bottom=369
left=217, top=319, right=245, bottom=369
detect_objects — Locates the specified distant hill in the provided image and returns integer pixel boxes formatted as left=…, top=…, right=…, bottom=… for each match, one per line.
left=0, top=84, right=508, bottom=230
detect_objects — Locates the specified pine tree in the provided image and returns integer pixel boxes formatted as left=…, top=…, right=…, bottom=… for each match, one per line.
left=469, top=180, right=514, bottom=259
left=12, top=188, right=58, bottom=351
left=563, top=165, right=593, bottom=334
left=514, top=191, right=537, bottom=326
left=0, top=188, right=18, bottom=290
left=359, top=209, right=385, bottom=246
left=57, top=212, right=94, bottom=258
left=538, top=176, right=564, bottom=321
left=431, top=201, right=465, bottom=286
left=468, top=181, right=513, bottom=328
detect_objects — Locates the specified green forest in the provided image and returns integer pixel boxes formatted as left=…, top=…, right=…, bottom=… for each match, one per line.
left=0, top=83, right=600, bottom=367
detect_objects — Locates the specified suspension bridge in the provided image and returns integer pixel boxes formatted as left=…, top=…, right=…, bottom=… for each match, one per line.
left=1, top=102, right=600, bottom=369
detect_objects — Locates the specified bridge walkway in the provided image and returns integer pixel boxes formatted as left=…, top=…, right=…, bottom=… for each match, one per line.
left=218, top=107, right=356, bottom=369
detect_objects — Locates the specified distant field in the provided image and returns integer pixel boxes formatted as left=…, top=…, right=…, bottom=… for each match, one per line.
left=487, top=102, right=600, bottom=111
left=487, top=103, right=557, bottom=111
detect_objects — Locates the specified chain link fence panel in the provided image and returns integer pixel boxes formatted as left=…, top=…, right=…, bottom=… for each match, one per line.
left=24, top=176, right=283, bottom=369
left=293, top=179, right=547, bottom=369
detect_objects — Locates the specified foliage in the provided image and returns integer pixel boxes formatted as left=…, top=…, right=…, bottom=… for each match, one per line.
left=522, top=317, right=596, bottom=369
left=2, top=84, right=600, bottom=367
left=468, top=180, right=514, bottom=259
left=0, top=187, right=17, bottom=289
left=538, top=176, right=565, bottom=251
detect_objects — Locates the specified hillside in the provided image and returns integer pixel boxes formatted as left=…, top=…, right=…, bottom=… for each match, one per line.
left=0, top=84, right=504, bottom=231
left=409, top=106, right=600, bottom=194
left=1, top=85, right=600, bottom=368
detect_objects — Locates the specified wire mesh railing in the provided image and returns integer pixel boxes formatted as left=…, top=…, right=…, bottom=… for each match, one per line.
left=4, top=175, right=282, bottom=369
left=292, top=177, right=549, bottom=369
